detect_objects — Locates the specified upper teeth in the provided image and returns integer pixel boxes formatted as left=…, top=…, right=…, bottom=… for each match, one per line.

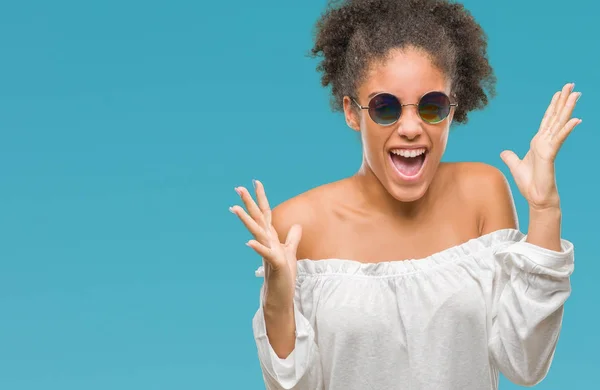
left=391, top=148, right=426, bottom=158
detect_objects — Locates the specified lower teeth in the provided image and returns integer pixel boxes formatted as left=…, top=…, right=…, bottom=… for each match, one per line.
left=391, top=153, right=425, bottom=177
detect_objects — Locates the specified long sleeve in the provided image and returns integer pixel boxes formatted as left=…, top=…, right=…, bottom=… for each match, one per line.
left=252, top=266, right=323, bottom=390
left=488, top=236, right=574, bottom=387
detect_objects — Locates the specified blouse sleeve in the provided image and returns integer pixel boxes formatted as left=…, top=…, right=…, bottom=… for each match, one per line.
left=488, top=236, right=574, bottom=386
left=252, top=265, right=324, bottom=390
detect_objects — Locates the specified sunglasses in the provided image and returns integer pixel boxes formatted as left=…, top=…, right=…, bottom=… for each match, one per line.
left=351, top=91, right=458, bottom=126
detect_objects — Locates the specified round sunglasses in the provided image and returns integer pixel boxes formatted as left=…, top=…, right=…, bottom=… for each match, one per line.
left=351, top=91, right=458, bottom=126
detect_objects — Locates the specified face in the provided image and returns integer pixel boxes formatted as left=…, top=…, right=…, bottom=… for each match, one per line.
left=343, top=46, right=455, bottom=203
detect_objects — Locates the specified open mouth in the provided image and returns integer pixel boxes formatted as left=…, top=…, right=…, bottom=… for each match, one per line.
left=389, top=148, right=428, bottom=179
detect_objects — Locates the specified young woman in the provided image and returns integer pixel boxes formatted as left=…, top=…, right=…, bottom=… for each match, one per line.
left=230, top=0, right=581, bottom=388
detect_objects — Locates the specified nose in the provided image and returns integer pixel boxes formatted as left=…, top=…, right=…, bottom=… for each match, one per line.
left=396, top=104, right=423, bottom=140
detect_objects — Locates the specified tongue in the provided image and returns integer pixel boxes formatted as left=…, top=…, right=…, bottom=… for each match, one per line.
left=391, top=153, right=425, bottom=177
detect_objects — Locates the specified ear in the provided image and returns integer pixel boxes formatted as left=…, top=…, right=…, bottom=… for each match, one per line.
left=343, top=96, right=361, bottom=132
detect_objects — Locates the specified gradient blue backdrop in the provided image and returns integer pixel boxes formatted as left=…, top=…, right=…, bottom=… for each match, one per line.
left=0, top=0, right=597, bottom=389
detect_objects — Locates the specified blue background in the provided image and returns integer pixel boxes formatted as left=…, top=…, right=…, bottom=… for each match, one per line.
left=0, top=0, right=597, bottom=388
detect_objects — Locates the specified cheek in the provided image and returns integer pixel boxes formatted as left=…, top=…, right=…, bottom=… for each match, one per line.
left=432, top=127, right=450, bottom=154
left=361, top=125, right=386, bottom=154
left=360, top=126, right=389, bottom=166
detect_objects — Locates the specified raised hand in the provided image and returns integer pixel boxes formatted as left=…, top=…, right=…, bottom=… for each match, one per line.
left=230, top=180, right=302, bottom=306
left=500, top=83, right=582, bottom=211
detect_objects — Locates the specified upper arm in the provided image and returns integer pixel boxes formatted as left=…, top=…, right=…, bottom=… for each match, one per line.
left=463, top=163, right=519, bottom=235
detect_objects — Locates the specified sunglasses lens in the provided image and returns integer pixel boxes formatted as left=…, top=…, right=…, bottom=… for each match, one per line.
left=418, top=92, right=451, bottom=124
left=369, top=93, right=401, bottom=125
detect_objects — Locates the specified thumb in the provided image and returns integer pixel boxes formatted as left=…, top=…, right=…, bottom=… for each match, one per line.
left=500, top=150, right=521, bottom=175
left=284, top=224, right=303, bottom=254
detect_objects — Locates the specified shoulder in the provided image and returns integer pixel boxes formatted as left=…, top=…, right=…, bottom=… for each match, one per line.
left=438, top=161, right=511, bottom=201
left=271, top=181, right=342, bottom=259
left=446, top=162, right=519, bottom=234
left=452, top=161, right=509, bottom=192
left=271, top=188, right=319, bottom=237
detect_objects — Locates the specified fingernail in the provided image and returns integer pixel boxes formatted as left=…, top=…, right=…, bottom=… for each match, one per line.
left=234, top=187, right=241, bottom=195
left=252, top=179, right=257, bottom=188
left=229, top=206, right=235, bottom=213
left=576, top=92, right=582, bottom=102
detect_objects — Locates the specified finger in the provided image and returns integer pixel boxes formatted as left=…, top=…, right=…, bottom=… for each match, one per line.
left=552, top=118, right=581, bottom=148
left=253, top=180, right=273, bottom=227
left=246, top=240, right=274, bottom=261
left=557, top=83, right=575, bottom=109
left=549, top=91, right=581, bottom=137
left=235, top=186, right=264, bottom=224
left=547, top=83, right=575, bottom=131
left=500, top=150, right=521, bottom=175
left=229, top=205, right=270, bottom=244
left=284, top=224, right=303, bottom=254
left=539, top=91, right=560, bottom=133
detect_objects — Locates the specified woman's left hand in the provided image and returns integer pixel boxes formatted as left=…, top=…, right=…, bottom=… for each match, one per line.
left=500, top=83, right=582, bottom=211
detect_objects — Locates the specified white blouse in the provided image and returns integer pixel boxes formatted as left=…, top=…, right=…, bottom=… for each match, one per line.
left=252, top=229, right=574, bottom=390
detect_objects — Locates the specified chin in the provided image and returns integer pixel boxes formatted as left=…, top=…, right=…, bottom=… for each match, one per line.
left=386, top=181, right=430, bottom=203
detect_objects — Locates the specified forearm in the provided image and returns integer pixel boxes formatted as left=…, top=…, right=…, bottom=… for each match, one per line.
left=263, top=276, right=297, bottom=359
left=253, top=270, right=322, bottom=389
left=492, top=217, right=574, bottom=385
left=254, top=288, right=322, bottom=390
left=526, top=206, right=562, bottom=252
left=264, top=303, right=296, bottom=359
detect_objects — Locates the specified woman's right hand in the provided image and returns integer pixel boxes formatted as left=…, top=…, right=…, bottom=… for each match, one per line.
left=230, top=179, right=302, bottom=309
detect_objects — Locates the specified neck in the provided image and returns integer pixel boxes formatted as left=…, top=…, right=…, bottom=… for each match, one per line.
left=350, top=160, right=433, bottom=219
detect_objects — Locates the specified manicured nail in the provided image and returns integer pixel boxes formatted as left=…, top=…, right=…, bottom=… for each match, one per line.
left=229, top=206, right=235, bottom=213
left=576, top=92, right=582, bottom=102
left=252, top=179, right=257, bottom=188
left=234, top=187, right=241, bottom=195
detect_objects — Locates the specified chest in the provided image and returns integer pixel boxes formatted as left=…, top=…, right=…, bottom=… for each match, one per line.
left=308, top=269, right=489, bottom=349
left=308, top=209, right=479, bottom=263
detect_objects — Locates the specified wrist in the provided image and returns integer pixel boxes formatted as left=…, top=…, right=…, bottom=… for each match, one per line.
left=527, top=206, right=562, bottom=251
left=528, top=205, right=562, bottom=221
left=528, top=195, right=560, bottom=213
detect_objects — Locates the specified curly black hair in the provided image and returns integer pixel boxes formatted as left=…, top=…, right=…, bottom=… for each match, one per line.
left=310, top=0, right=496, bottom=124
